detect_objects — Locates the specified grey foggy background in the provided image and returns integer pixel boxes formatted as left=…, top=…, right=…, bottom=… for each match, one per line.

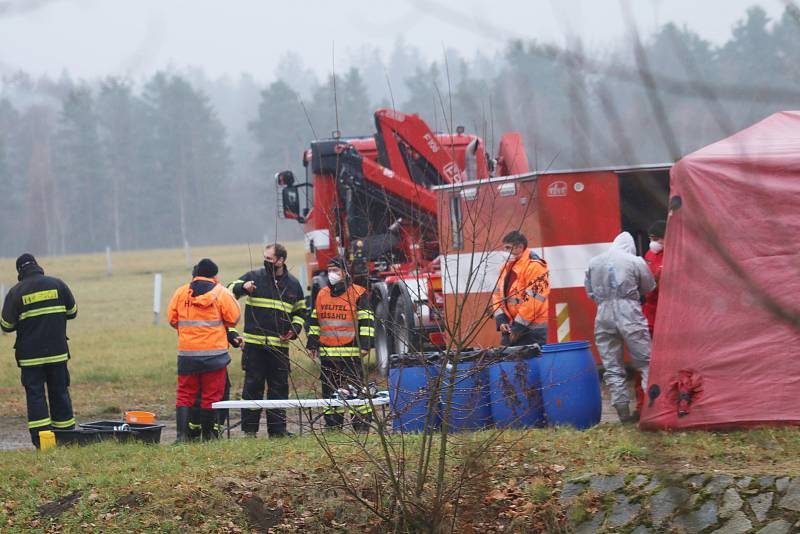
left=0, top=0, right=797, bottom=256
left=0, top=1, right=786, bottom=81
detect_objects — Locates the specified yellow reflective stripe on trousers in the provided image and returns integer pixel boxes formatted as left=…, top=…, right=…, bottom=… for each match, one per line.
left=357, top=310, right=374, bottom=320
left=51, top=418, right=75, bottom=429
left=352, top=404, right=373, bottom=415
left=18, top=353, right=69, bottom=366
left=246, top=297, right=292, bottom=312
left=28, top=417, right=51, bottom=428
left=242, top=333, right=289, bottom=348
left=19, top=305, right=66, bottom=321
left=319, top=346, right=361, bottom=357
left=359, top=327, right=375, bottom=337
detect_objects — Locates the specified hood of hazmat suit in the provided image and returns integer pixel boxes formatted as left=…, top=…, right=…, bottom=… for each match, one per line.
left=585, top=232, right=654, bottom=302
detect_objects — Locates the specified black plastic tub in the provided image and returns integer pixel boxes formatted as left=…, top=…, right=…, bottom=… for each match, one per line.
left=79, top=421, right=164, bottom=444
left=53, top=428, right=116, bottom=446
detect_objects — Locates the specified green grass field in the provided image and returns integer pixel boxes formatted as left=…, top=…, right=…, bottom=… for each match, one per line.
left=0, top=242, right=321, bottom=419
left=0, top=425, right=799, bottom=532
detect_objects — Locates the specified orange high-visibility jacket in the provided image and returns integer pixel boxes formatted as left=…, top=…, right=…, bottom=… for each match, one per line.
left=307, top=283, right=374, bottom=357
left=492, top=250, right=550, bottom=329
left=167, top=278, right=240, bottom=357
left=317, top=284, right=366, bottom=347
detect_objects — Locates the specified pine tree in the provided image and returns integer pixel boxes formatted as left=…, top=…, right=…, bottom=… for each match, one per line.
left=53, top=87, right=109, bottom=252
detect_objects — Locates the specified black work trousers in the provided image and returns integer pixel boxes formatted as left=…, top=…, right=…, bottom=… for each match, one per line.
left=320, top=355, right=371, bottom=431
left=189, top=371, right=231, bottom=439
left=501, top=327, right=548, bottom=347
left=241, top=344, right=290, bottom=436
left=21, top=361, right=74, bottom=447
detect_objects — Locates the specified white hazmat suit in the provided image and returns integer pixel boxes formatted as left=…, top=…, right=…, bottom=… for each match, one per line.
left=585, top=232, right=656, bottom=413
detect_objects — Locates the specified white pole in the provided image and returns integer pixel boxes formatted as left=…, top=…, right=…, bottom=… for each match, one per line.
left=106, top=246, right=113, bottom=276
left=184, top=240, right=192, bottom=269
left=298, top=264, right=308, bottom=292
left=153, top=273, right=162, bottom=325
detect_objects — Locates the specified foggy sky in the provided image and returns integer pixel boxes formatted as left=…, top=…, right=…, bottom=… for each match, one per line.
left=0, top=0, right=787, bottom=82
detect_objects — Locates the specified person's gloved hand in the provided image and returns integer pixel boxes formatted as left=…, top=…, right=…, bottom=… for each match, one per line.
left=496, top=311, right=511, bottom=332
left=227, top=330, right=243, bottom=348
left=280, top=329, right=297, bottom=341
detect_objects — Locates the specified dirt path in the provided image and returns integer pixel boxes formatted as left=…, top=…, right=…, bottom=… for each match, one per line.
left=0, top=396, right=618, bottom=450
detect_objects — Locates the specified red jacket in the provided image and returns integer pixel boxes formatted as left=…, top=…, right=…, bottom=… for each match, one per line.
left=643, top=249, right=663, bottom=332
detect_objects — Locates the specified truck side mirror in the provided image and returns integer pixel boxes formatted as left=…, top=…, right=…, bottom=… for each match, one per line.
left=276, top=170, right=295, bottom=186
left=282, top=186, right=302, bottom=221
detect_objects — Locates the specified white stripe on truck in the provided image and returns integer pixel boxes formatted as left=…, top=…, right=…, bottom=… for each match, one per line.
left=442, top=242, right=613, bottom=295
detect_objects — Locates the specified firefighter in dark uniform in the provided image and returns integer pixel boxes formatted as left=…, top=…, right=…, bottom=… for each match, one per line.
left=1, top=254, right=77, bottom=448
left=306, top=256, right=374, bottom=430
left=227, top=243, right=305, bottom=437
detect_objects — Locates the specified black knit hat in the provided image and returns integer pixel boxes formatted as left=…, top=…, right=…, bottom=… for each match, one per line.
left=327, top=256, right=347, bottom=270
left=648, top=220, right=667, bottom=238
left=195, top=258, right=218, bottom=278
left=15, top=253, right=38, bottom=273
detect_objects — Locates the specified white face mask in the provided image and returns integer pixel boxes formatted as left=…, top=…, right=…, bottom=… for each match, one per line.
left=327, top=271, right=342, bottom=285
left=649, top=240, right=664, bottom=253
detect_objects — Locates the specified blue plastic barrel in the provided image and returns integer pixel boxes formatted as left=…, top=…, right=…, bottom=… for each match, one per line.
left=389, top=353, right=441, bottom=432
left=538, top=341, right=602, bottom=430
left=440, top=351, right=493, bottom=431
left=488, top=355, right=544, bottom=429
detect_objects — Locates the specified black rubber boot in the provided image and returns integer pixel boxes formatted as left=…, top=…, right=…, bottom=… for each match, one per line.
left=187, top=405, right=202, bottom=440
left=174, top=406, right=191, bottom=443
left=613, top=403, right=636, bottom=424
left=200, top=409, right=219, bottom=441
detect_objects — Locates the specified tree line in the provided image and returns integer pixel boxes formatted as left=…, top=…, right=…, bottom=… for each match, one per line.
left=0, top=5, right=797, bottom=256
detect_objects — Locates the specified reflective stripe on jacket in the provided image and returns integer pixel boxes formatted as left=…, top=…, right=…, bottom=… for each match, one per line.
left=307, top=283, right=374, bottom=355
left=317, top=284, right=366, bottom=346
left=492, top=250, right=550, bottom=329
left=168, top=278, right=240, bottom=372
left=1, top=266, right=77, bottom=367
left=227, top=268, right=305, bottom=349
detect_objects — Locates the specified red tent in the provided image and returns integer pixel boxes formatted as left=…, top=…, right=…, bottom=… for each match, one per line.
left=641, top=111, right=800, bottom=430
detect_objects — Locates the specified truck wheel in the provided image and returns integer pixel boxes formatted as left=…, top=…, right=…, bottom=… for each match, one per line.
left=374, top=298, right=391, bottom=376
left=392, top=285, right=422, bottom=355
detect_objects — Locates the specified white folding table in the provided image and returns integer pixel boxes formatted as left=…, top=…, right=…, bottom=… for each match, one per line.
left=212, top=396, right=390, bottom=437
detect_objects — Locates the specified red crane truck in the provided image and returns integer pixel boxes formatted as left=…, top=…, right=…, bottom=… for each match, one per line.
left=277, top=108, right=529, bottom=372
